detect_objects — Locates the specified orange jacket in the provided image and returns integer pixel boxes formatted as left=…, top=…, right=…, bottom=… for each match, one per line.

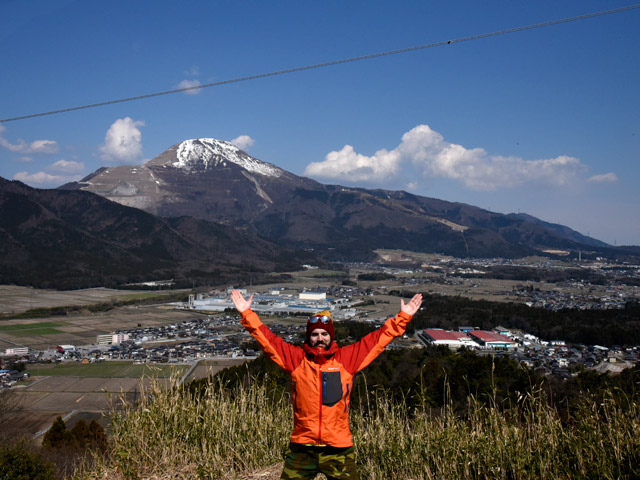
left=240, top=309, right=413, bottom=447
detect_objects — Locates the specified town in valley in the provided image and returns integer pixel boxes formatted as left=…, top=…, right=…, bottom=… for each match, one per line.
left=1, top=251, right=639, bottom=438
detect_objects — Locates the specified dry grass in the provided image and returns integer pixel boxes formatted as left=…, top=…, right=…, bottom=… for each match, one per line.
left=353, top=389, right=640, bottom=479
left=76, top=377, right=640, bottom=480
left=77, top=375, right=291, bottom=479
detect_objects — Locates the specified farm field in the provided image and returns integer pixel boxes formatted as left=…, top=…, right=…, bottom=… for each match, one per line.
left=4, top=361, right=193, bottom=439
left=0, top=285, right=187, bottom=315
left=3, top=358, right=248, bottom=439
left=27, top=360, right=189, bottom=378
left=184, top=358, right=248, bottom=382
left=0, top=307, right=204, bottom=352
left=0, top=321, right=65, bottom=336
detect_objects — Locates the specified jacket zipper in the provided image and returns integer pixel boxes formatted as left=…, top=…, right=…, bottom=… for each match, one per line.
left=293, top=381, right=297, bottom=408
left=318, top=367, right=323, bottom=442
left=344, top=383, right=349, bottom=412
left=322, top=372, right=327, bottom=401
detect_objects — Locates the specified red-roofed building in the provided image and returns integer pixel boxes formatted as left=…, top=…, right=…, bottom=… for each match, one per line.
left=468, top=330, right=517, bottom=349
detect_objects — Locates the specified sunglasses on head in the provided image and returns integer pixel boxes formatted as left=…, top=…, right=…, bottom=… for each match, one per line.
left=309, top=315, right=331, bottom=324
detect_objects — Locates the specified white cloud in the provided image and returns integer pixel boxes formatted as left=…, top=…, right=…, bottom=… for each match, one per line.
left=305, top=145, right=402, bottom=182
left=49, top=159, right=85, bottom=174
left=28, top=139, right=59, bottom=154
left=305, top=124, right=587, bottom=191
left=231, top=135, right=255, bottom=151
left=12, top=158, right=86, bottom=187
left=13, top=170, right=82, bottom=186
left=587, top=173, right=618, bottom=183
left=100, top=117, right=145, bottom=164
left=0, top=124, right=59, bottom=154
left=177, top=79, right=202, bottom=95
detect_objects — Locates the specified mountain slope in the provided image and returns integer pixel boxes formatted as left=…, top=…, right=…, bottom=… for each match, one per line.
left=506, top=212, right=610, bottom=248
left=0, top=177, right=316, bottom=289
left=61, top=138, right=621, bottom=260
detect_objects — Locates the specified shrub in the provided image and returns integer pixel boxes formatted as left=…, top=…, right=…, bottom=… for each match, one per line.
left=42, top=416, right=71, bottom=449
left=42, top=417, right=107, bottom=451
left=0, top=441, right=55, bottom=480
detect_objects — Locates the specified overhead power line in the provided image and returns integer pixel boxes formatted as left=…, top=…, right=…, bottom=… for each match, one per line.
left=1, top=4, right=639, bottom=123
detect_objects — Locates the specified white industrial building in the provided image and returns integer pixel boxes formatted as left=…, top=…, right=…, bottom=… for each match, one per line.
left=299, top=291, right=326, bottom=301
left=4, top=347, right=29, bottom=356
left=96, top=333, right=130, bottom=345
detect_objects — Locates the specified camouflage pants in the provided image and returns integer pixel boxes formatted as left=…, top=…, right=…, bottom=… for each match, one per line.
left=280, top=443, right=359, bottom=480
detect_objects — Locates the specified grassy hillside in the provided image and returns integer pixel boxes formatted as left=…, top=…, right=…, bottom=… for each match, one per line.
left=75, top=375, right=640, bottom=480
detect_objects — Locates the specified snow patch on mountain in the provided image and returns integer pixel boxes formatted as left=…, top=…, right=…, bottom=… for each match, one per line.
left=173, top=139, right=281, bottom=177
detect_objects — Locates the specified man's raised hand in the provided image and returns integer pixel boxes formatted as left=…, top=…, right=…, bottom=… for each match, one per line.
left=400, top=293, right=423, bottom=316
left=232, top=289, right=253, bottom=313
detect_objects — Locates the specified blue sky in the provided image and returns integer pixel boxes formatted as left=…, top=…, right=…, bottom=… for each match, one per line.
left=1, top=1, right=639, bottom=246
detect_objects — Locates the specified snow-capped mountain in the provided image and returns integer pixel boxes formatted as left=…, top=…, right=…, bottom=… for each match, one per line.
left=60, top=138, right=614, bottom=260
left=168, top=139, right=282, bottom=177
left=64, top=138, right=318, bottom=224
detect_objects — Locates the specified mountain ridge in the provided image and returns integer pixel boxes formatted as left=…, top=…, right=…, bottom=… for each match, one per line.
left=0, top=176, right=317, bottom=289
left=60, top=138, right=630, bottom=261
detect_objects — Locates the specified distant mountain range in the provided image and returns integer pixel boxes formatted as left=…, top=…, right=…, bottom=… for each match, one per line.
left=3, top=138, right=636, bottom=289
left=61, top=138, right=634, bottom=261
left=0, top=177, right=316, bottom=289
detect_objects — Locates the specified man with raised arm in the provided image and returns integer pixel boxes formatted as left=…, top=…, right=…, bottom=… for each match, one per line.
left=232, top=289, right=423, bottom=480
